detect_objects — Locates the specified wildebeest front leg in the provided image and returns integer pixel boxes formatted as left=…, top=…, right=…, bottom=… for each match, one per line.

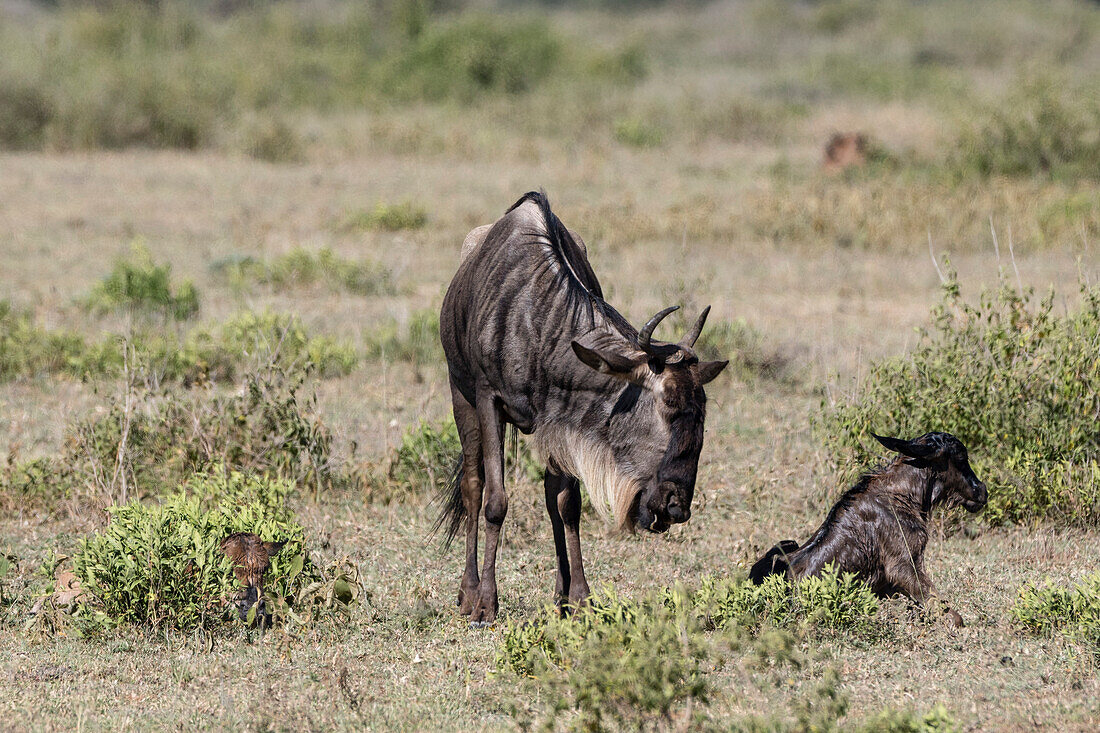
left=559, top=474, right=591, bottom=609
left=889, top=563, right=962, bottom=626
left=451, top=383, right=483, bottom=616
left=472, top=393, right=506, bottom=625
left=544, top=470, right=571, bottom=609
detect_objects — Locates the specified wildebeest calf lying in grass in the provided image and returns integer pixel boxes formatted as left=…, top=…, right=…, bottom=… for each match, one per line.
left=751, top=432, right=987, bottom=626
left=221, top=532, right=285, bottom=623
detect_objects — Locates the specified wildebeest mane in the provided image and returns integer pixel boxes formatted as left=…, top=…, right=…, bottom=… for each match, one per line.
left=508, top=191, right=636, bottom=339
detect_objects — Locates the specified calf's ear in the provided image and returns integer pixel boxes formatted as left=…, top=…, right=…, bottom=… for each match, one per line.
left=872, top=432, right=936, bottom=459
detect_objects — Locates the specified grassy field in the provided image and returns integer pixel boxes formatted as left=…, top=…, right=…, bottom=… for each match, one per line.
left=3, top=1, right=1100, bottom=730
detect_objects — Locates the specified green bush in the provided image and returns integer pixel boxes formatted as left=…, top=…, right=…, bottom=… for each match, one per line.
left=212, top=248, right=397, bottom=296
left=1, top=364, right=344, bottom=512
left=0, top=77, right=54, bottom=150
left=83, top=244, right=199, bottom=320
left=694, top=566, right=880, bottom=634
left=380, top=417, right=541, bottom=503
left=362, top=307, right=441, bottom=366
left=342, top=201, right=429, bottom=232
left=819, top=277, right=1100, bottom=525
left=954, top=77, right=1100, bottom=182
left=71, top=471, right=323, bottom=632
left=613, top=117, right=664, bottom=148
left=1012, top=573, right=1100, bottom=659
left=499, top=587, right=710, bottom=731
left=178, top=310, right=358, bottom=381
left=0, top=300, right=90, bottom=381
left=382, top=16, right=561, bottom=102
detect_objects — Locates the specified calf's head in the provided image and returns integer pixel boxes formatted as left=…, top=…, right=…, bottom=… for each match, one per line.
left=873, top=431, right=987, bottom=513
left=221, top=532, right=285, bottom=622
left=572, top=306, right=728, bottom=532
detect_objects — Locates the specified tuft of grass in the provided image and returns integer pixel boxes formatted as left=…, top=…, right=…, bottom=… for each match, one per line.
left=212, top=247, right=397, bottom=297
left=818, top=276, right=1100, bottom=525
left=0, top=300, right=91, bottom=381
left=612, top=116, right=664, bottom=148
left=83, top=243, right=199, bottom=320
left=1012, top=573, right=1100, bottom=660
left=239, top=116, right=304, bottom=163
left=362, top=307, right=441, bottom=367
left=341, top=201, right=429, bottom=232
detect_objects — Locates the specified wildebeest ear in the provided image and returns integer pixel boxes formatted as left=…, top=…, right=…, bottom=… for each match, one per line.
left=872, top=433, right=936, bottom=459
left=263, top=540, right=287, bottom=557
left=696, top=360, right=728, bottom=385
left=571, top=341, right=646, bottom=380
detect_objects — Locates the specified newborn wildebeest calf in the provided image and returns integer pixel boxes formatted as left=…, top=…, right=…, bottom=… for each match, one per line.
left=750, top=432, right=987, bottom=625
left=221, top=532, right=285, bottom=623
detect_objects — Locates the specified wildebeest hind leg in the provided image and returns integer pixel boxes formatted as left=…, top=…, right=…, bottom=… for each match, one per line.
left=471, top=392, right=507, bottom=625
left=451, top=384, right=483, bottom=616
left=544, top=470, right=571, bottom=610
left=559, top=475, right=590, bottom=610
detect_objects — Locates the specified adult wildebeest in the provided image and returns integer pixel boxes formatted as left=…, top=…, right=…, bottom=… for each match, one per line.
left=750, top=432, right=987, bottom=625
left=221, top=532, right=285, bottom=623
left=438, top=191, right=728, bottom=624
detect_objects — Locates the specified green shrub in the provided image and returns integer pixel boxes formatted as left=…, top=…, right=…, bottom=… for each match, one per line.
left=71, top=471, right=325, bottom=632
left=83, top=243, right=199, bottom=320
left=382, top=16, right=561, bottom=101
left=342, top=201, right=429, bottom=232
left=853, top=704, right=960, bottom=733
left=1012, top=573, right=1100, bottom=659
left=239, top=116, right=303, bottom=163
left=212, top=248, right=397, bottom=297
left=499, top=587, right=710, bottom=731
left=1, top=364, right=344, bottom=513
left=0, top=77, right=54, bottom=149
left=694, top=566, right=880, bottom=634
left=954, top=77, right=1100, bottom=182
left=179, top=310, right=358, bottom=381
left=819, top=277, right=1100, bottom=525
left=613, top=117, right=664, bottom=148
left=380, top=417, right=541, bottom=502
left=362, top=307, right=441, bottom=366
left=0, top=300, right=90, bottom=381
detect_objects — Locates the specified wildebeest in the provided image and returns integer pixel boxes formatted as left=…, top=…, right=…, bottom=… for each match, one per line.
left=750, top=432, right=987, bottom=625
left=221, top=532, right=285, bottom=622
left=438, top=191, right=728, bottom=624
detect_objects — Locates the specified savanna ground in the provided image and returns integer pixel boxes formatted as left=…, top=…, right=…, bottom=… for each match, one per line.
left=2, top=0, right=1100, bottom=730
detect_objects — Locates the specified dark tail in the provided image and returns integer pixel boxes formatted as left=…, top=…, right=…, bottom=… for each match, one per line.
left=749, top=539, right=800, bottom=585
left=431, top=458, right=465, bottom=551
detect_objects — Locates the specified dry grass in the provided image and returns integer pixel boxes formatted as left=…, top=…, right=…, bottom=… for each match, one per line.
left=3, top=0, right=1100, bottom=730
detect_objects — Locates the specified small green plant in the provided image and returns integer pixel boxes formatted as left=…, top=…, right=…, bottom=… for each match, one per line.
left=83, top=243, right=199, bottom=320
left=71, top=471, right=321, bottom=633
left=694, top=566, right=880, bottom=634
left=1012, top=573, right=1100, bottom=660
left=380, top=418, right=541, bottom=503
left=613, top=117, right=664, bottom=148
left=819, top=277, right=1100, bottom=525
left=362, top=308, right=441, bottom=366
left=342, top=201, right=429, bottom=232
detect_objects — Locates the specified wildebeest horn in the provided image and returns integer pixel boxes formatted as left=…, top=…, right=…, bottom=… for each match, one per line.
left=637, top=306, right=679, bottom=351
left=679, top=306, right=711, bottom=348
